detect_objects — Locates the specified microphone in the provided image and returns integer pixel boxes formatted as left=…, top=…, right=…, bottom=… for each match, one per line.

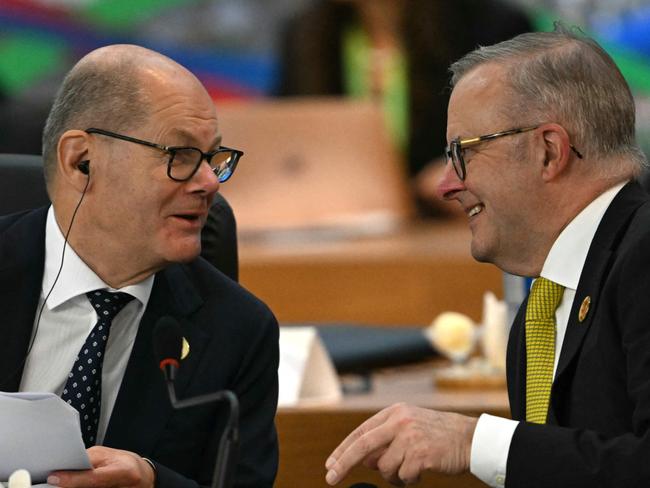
left=152, top=316, right=182, bottom=383
left=153, top=316, right=239, bottom=488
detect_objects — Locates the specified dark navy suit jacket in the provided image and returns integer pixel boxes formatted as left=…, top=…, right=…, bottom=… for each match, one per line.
left=505, top=181, right=650, bottom=487
left=0, top=207, right=279, bottom=488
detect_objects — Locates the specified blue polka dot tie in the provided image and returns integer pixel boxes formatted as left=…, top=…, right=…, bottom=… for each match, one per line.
left=61, top=290, right=134, bottom=447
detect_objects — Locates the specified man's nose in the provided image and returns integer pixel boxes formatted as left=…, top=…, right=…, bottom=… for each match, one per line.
left=192, top=160, right=220, bottom=194
left=435, top=160, right=466, bottom=201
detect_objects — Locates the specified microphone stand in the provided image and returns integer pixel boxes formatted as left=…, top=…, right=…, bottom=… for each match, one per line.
left=165, top=380, right=239, bottom=488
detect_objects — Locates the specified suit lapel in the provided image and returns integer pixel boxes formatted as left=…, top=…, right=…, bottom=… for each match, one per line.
left=553, top=247, right=611, bottom=380
left=0, top=208, right=48, bottom=392
left=103, top=263, right=211, bottom=454
left=551, top=182, right=648, bottom=411
left=506, top=302, right=527, bottom=420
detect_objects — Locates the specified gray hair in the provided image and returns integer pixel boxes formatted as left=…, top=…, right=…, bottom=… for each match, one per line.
left=42, top=53, right=149, bottom=188
left=450, top=23, right=647, bottom=176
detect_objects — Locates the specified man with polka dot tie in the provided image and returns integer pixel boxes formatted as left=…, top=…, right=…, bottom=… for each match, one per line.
left=0, top=45, right=279, bottom=488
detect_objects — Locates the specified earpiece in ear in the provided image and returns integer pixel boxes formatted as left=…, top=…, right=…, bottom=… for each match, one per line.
left=78, top=160, right=90, bottom=175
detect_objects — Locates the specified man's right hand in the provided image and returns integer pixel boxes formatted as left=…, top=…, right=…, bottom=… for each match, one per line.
left=324, top=402, right=478, bottom=486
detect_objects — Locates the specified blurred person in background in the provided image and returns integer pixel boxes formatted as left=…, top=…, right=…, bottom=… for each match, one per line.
left=276, top=0, right=533, bottom=217
left=0, top=0, right=311, bottom=156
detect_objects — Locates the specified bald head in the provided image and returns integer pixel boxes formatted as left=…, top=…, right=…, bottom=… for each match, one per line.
left=42, top=44, right=203, bottom=191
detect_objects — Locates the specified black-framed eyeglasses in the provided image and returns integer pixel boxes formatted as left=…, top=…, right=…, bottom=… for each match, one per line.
left=444, top=125, right=583, bottom=181
left=85, top=128, right=243, bottom=183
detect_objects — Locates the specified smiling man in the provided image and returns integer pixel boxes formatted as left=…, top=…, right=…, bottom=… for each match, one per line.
left=0, top=45, right=278, bottom=487
left=325, top=24, right=650, bottom=487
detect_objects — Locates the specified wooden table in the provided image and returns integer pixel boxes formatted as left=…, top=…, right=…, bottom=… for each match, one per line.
left=275, top=364, right=510, bottom=488
left=239, top=221, right=502, bottom=326
left=237, top=220, right=506, bottom=486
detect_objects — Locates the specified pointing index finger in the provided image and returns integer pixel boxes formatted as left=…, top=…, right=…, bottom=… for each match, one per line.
left=325, top=403, right=405, bottom=485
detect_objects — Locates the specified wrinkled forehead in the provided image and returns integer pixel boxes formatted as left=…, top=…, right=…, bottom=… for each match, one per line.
left=137, top=65, right=219, bottom=144
left=139, top=60, right=213, bottom=106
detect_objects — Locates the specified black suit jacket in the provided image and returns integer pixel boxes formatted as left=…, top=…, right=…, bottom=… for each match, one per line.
left=505, top=181, right=650, bottom=487
left=0, top=207, right=279, bottom=488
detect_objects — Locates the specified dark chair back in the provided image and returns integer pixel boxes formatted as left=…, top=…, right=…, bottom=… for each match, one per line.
left=202, top=191, right=239, bottom=282
left=0, top=153, right=239, bottom=281
left=0, top=154, right=50, bottom=214
left=640, top=170, right=650, bottom=195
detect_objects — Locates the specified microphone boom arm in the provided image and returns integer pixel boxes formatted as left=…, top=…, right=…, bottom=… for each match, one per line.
left=165, top=381, right=239, bottom=488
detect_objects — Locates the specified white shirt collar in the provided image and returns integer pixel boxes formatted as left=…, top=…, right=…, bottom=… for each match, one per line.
left=541, top=182, right=627, bottom=290
left=44, top=207, right=154, bottom=309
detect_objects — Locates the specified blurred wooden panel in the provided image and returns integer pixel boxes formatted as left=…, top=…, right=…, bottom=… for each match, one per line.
left=239, top=221, right=501, bottom=326
left=217, top=98, right=413, bottom=235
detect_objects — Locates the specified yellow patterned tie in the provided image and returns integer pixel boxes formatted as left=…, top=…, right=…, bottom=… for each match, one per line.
left=525, top=277, right=564, bottom=424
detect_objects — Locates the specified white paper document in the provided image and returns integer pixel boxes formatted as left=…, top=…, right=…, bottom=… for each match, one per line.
left=0, top=392, right=91, bottom=483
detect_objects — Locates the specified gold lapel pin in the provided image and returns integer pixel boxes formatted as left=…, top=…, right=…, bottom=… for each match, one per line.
left=181, top=337, right=190, bottom=360
left=578, top=296, right=591, bottom=322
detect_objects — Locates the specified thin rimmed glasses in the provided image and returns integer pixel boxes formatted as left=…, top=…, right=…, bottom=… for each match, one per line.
left=444, top=125, right=583, bottom=181
left=85, top=128, right=243, bottom=182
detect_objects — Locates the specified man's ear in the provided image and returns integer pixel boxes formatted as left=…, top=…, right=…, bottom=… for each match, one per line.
left=57, top=130, right=91, bottom=191
left=539, top=123, right=574, bottom=182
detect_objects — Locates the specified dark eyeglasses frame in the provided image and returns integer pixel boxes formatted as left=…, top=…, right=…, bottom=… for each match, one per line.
left=85, top=128, right=243, bottom=183
left=445, top=125, right=583, bottom=181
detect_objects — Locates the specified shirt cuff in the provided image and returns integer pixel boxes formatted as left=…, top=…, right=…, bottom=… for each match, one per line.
left=470, top=413, right=519, bottom=488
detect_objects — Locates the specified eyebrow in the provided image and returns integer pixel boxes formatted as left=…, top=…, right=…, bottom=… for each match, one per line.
left=170, top=129, right=222, bottom=149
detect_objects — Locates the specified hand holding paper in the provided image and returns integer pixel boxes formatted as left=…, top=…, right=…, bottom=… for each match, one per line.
left=0, top=392, right=91, bottom=483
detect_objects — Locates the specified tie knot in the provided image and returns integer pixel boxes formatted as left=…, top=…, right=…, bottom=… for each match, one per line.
left=86, top=289, right=134, bottom=321
left=526, top=277, right=564, bottom=322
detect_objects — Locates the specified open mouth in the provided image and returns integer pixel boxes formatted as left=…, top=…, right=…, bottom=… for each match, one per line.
left=171, top=213, right=205, bottom=227
left=467, top=204, right=484, bottom=218
left=175, top=214, right=200, bottom=221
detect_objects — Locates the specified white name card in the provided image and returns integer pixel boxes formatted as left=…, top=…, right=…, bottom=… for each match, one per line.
left=278, top=327, right=342, bottom=407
